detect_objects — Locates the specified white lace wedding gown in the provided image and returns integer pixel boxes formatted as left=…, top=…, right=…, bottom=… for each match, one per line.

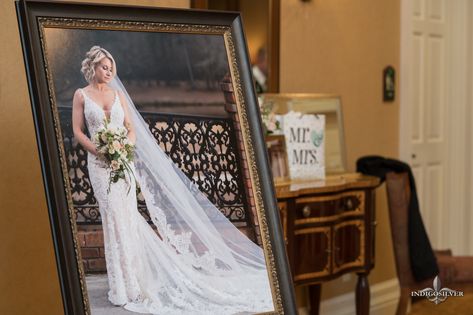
left=81, top=88, right=274, bottom=315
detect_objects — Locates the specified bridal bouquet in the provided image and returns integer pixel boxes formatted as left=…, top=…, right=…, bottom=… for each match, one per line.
left=94, top=119, right=136, bottom=193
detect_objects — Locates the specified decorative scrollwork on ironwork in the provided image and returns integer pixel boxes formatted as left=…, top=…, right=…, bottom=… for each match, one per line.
left=143, top=113, right=247, bottom=222
left=59, top=109, right=97, bottom=222
left=59, top=107, right=248, bottom=225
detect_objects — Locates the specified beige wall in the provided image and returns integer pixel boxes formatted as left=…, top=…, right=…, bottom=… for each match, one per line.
left=0, top=1, right=188, bottom=314
left=280, top=0, right=400, bottom=302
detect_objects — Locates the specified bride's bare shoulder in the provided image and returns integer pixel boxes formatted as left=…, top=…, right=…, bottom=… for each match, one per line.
left=114, top=88, right=125, bottom=96
left=115, top=89, right=127, bottom=103
left=73, top=87, right=86, bottom=104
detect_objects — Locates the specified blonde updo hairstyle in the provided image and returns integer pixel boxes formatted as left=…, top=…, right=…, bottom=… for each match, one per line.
left=81, top=46, right=117, bottom=83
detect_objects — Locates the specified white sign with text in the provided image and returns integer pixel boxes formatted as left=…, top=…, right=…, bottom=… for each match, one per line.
left=283, top=111, right=325, bottom=180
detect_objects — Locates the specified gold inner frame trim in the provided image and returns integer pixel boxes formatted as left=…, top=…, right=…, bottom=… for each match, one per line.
left=223, top=22, right=283, bottom=314
left=37, top=16, right=282, bottom=314
left=294, top=191, right=365, bottom=225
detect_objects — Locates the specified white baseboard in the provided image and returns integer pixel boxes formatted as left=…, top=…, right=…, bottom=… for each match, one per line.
left=369, top=278, right=399, bottom=315
left=297, top=278, right=400, bottom=315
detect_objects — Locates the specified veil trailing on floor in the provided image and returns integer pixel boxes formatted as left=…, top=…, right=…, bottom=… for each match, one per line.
left=109, top=76, right=271, bottom=281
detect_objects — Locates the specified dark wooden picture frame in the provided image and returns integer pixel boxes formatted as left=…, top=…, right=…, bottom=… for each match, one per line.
left=16, top=1, right=296, bottom=314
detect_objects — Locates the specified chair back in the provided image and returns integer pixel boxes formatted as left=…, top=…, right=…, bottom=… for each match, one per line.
left=385, top=172, right=419, bottom=288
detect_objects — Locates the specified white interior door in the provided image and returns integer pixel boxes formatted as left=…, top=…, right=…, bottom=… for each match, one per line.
left=400, top=0, right=469, bottom=254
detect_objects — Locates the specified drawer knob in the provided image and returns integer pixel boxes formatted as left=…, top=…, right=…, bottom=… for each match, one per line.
left=345, top=198, right=353, bottom=210
left=302, top=205, right=311, bottom=218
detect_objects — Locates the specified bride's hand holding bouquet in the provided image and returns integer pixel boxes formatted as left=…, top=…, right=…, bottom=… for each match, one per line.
left=93, top=118, right=136, bottom=193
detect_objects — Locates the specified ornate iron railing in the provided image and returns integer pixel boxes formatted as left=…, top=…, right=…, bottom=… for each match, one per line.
left=58, top=107, right=249, bottom=226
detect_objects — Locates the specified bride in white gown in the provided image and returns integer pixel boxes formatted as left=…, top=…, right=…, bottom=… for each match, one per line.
left=72, top=46, right=273, bottom=314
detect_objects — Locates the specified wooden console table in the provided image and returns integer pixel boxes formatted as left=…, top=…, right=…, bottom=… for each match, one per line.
left=275, top=173, right=380, bottom=315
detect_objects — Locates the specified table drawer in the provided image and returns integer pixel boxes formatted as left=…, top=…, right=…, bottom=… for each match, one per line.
left=294, top=190, right=365, bottom=225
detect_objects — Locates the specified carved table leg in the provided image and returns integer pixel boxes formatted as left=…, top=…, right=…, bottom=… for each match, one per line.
left=308, top=284, right=321, bottom=315
left=356, top=273, right=370, bottom=315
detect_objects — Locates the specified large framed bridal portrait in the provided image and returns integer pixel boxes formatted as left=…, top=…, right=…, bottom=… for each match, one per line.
left=16, top=1, right=296, bottom=314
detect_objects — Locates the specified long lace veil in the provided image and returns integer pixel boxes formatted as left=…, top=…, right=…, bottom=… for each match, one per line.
left=109, top=77, right=268, bottom=275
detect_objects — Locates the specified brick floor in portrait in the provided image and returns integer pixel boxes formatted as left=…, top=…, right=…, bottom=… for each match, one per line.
left=86, top=275, right=149, bottom=315
left=86, top=274, right=254, bottom=315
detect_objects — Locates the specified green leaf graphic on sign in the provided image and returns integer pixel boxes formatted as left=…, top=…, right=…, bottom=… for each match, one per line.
left=311, top=130, right=324, bottom=147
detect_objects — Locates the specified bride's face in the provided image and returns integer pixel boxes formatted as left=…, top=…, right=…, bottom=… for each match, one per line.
left=94, top=58, right=113, bottom=84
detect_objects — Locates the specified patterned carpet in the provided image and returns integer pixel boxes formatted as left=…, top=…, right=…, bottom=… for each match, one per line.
left=409, top=284, right=473, bottom=315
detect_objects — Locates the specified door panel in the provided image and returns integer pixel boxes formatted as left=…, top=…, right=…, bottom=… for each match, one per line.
left=402, top=0, right=471, bottom=253
left=403, top=0, right=448, bottom=249
left=410, top=34, right=424, bottom=144
left=424, top=164, right=444, bottom=246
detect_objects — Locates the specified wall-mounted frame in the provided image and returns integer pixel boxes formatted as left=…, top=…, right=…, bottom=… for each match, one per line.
left=260, top=93, right=347, bottom=175
left=16, top=1, right=296, bottom=314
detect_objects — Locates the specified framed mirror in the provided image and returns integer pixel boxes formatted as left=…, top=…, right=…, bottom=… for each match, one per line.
left=260, top=93, right=347, bottom=175
left=16, top=1, right=296, bottom=314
